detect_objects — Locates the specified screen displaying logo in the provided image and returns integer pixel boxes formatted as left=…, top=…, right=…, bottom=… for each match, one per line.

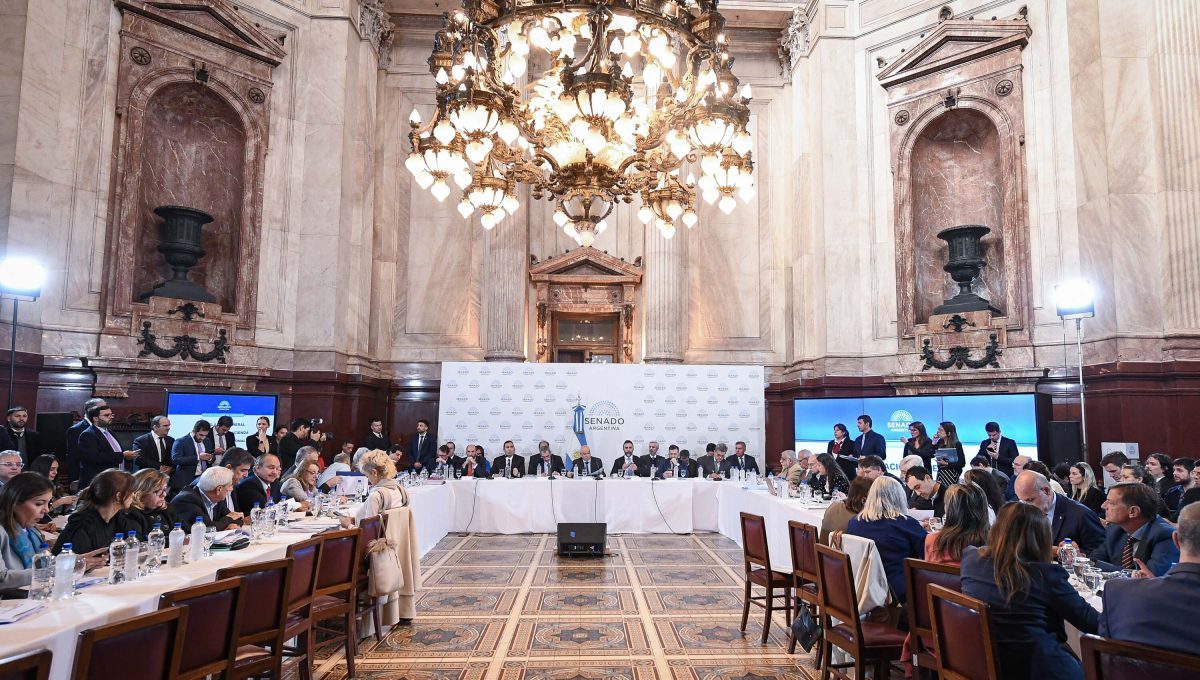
left=217, top=400, right=231, bottom=411
left=887, top=409, right=914, bottom=434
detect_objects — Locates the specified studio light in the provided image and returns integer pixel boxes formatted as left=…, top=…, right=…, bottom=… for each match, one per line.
left=1055, top=278, right=1095, bottom=457
left=0, top=257, right=46, bottom=410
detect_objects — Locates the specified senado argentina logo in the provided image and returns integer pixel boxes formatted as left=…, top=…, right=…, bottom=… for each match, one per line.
left=585, top=401, right=625, bottom=430
left=217, top=400, right=231, bottom=411
left=887, top=410, right=915, bottom=434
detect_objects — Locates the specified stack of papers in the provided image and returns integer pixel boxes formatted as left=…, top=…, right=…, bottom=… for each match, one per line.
left=0, top=600, right=44, bottom=624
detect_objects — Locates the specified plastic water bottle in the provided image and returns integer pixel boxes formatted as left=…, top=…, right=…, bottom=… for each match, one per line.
left=1059, top=539, right=1078, bottom=570
left=109, top=532, right=127, bottom=584
left=276, top=501, right=289, bottom=529
left=250, top=502, right=264, bottom=540
left=625, top=462, right=634, bottom=479
left=146, top=524, right=164, bottom=574
left=188, top=516, right=205, bottom=563
left=124, top=531, right=141, bottom=581
left=264, top=501, right=277, bottom=537
left=167, top=523, right=186, bottom=568
left=52, top=544, right=76, bottom=599
left=680, top=464, right=688, bottom=480
left=30, top=543, right=53, bottom=600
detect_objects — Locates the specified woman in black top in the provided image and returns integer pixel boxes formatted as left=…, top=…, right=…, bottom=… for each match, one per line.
left=246, top=416, right=278, bottom=456
left=125, top=469, right=177, bottom=540
left=811, top=453, right=850, bottom=496
left=932, top=421, right=966, bottom=487
left=900, top=420, right=936, bottom=470
left=1067, top=462, right=1106, bottom=516
left=52, top=469, right=135, bottom=556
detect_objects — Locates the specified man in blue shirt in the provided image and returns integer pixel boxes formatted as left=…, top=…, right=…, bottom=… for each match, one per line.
left=1089, top=482, right=1180, bottom=576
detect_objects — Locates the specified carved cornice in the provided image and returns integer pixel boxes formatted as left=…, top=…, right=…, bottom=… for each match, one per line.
left=114, top=0, right=288, bottom=65
left=876, top=18, right=1031, bottom=89
left=777, top=0, right=816, bottom=77
left=360, top=0, right=395, bottom=68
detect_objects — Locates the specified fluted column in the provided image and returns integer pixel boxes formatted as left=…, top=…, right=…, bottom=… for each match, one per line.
left=483, top=214, right=528, bottom=361
left=642, top=225, right=688, bottom=363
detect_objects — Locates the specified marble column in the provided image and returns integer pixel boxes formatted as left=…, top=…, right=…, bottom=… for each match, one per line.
left=483, top=213, right=528, bottom=361
left=643, top=224, right=688, bottom=363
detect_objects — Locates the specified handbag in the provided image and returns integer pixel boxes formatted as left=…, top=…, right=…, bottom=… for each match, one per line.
left=790, top=602, right=821, bottom=653
left=366, top=537, right=402, bottom=596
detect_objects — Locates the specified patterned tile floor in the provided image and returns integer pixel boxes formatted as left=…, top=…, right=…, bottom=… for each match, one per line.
left=295, top=532, right=831, bottom=680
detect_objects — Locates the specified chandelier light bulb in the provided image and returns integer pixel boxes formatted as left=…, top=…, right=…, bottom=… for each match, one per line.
left=732, top=131, right=752, bottom=155
left=502, top=194, right=519, bottom=214
left=643, top=63, right=661, bottom=94
left=660, top=223, right=677, bottom=239
left=405, top=153, right=422, bottom=174
left=596, top=219, right=608, bottom=234
left=453, top=171, right=472, bottom=189
left=529, top=24, right=550, bottom=49
left=718, top=194, right=736, bottom=214
left=637, top=205, right=653, bottom=224
left=700, top=153, right=721, bottom=175
left=578, top=229, right=596, bottom=247
left=433, top=121, right=456, bottom=144
left=666, top=200, right=684, bottom=220
left=739, top=83, right=752, bottom=100
left=553, top=210, right=570, bottom=227
left=465, top=139, right=490, bottom=163
left=480, top=210, right=497, bottom=229
left=457, top=200, right=473, bottom=218
left=414, top=170, right=435, bottom=190
left=682, top=209, right=698, bottom=227
left=435, top=68, right=449, bottom=85
left=624, top=30, right=641, bottom=52
left=431, top=180, right=451, bottom=202
left=409, top=109, right=422, bottom=125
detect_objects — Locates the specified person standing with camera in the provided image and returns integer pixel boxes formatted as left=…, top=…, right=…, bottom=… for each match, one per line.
left=278, top=418, right=310, bottom=471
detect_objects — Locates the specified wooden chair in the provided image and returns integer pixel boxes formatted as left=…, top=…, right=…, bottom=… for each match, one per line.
left=217, top=558, right=293, bottom=680
left=0, top=650, right=51, bottom=680
left=738, top=512, right=793, bottom=644
left=282, top=535, right=324, bottom=680
left=310, top=528, right=363, bottom=677
left=158, top=577, right=246, bottom=680
left=903, top=558, right=961, bottom=676
left=72, top=608, right=188, bottom=680
left=354, top=514, right=387, bottom=642
left=927, top=584, right=1001, bottom=680
left=814, top=543, right=904, bottom=680
left=1081, top=634, right=1200, bottom=680
left=785, top=520, right=821, bottom=656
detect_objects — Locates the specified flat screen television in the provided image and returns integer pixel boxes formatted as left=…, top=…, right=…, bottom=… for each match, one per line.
left=163, top=391, right=279, bottom=445
left=794, top=393, right=1039, bottom=473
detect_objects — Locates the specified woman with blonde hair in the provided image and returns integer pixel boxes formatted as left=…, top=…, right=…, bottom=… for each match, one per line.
left=126, top=469, right=176, bottom=540
left=342, top=449, right=408, bottom=527
left=1068, top=462, right=1105, bottom=516
left=846, top=476, right=925, bottom=601
left=280, top=459, right=322, bottom=505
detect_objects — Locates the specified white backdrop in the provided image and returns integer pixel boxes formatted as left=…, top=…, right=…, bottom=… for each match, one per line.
left=437, top=362, right=766, bottom=462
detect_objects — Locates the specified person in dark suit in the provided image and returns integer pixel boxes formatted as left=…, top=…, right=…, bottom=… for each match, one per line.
left=5, top=406, right=40, bottom=465
left=678, top=450, right=699, bottom=478
left=527, top=448, right=565, bottom=477
left=722, top=441, right=760, bottom=476
left=610, top=441, right=640, bottom=477
left=234, top=453, right=284, bottom=510
left=277, top=418, right=310, bottom=472
left=899, top=420, right=935, bottom=472
left=204, top=415, right=237, bottom=464
left=428, top=444, right=463, bottom=478
left=461, top=444, right=490, bottom=478
left=1014, top=470, right=1105, bottom=555
left=77, top=405, right=136, bottom=487
left=133, top=415, right=175, bottom=475
left=960, top=502, right=1099, bottom=680
left=572, top=446, right=605, bottom=477
left=169, top=466, right=244, bottom=530
left=169, top=420, right=213, bottom=493
left=978, top=421, right=1020, bottom=478
left=407, top=419, right=437, bottom=472
left=246, top=416, right=277, bottom=457
left=828, top=423, right=860, bottom=480
left=904, top=466, right=946, bottom=517
left=1100, top=502, right=1200, bottom=656
left=64, top=397, right=105, bottom=483
left=636, top=441, right=664, bottom=478
left=696, top=443, right=727, bottom=479
left=1088, top=482, right=1180, bottom=576
left=365, top=418, right=388, bottom=451
left=490, top=440, right=524, bottom=478
left=655, top=446, right=697, bottom=479
left=854, top=415, right=887, bottom=460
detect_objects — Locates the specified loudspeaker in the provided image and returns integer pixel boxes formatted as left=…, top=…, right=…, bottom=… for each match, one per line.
left=1046, top=421, right=1084, bottom=468
left=36, top=412, right=75, bottom=458
left=557, top=522, right=607, bottom=557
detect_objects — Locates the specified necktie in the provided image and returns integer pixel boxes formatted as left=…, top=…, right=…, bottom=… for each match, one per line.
left=197, top=439, right=207, bottom=474
left=419, top=434, right=425, bottom=451
left=156, top=436, right=165, bottom=464
left=467, top=461, right=474, bottom=476
left=13, top=433, right=24, bottom=455
left=100, top=429, right=123, bottom=470
left=1121, top=535, right=1136, bottom=569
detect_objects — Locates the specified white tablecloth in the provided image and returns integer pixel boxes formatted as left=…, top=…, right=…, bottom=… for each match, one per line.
left=406, top=483, right=453, bottom=555
left=715, top=485, right=828, bottom=573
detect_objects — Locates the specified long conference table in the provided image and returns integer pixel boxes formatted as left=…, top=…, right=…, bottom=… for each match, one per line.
left=0, top=478, right=830, bottom=677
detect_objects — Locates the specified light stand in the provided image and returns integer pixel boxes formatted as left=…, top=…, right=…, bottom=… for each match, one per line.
left=0, top=258, right=47, bottom=411
left=1055, top=280, right=1096, bottom=458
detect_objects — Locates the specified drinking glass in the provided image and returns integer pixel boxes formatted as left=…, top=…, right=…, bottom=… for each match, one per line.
left=203, top=526, right=217, bottom=558
left=1084, top=567, right=1103, bottom=595
left=1073, top=556, right=1091, bottom=581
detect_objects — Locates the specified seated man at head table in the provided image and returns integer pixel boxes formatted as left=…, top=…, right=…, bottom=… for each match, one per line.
left=1101, top=502, right=1200, bottom=655
left=609, top=440, right=639, bottom=478
left=429, top=444, right=463, bottom=479
left=490, top=440, right=524, bottom=478
left=720, top=441, right=760, bottom=476
left=698, top=443, right=729, bottom=480
left=169, top=466, right=246, bottom=530
left=461, top=444, right=490, bottom=478
left=1088, top=482, right=1180, bottom=576
left=655, top=446, right=697, bottom=479
left=571, top=446, right=605, bottom=477
left=777, top=449, right=807, bottom=486
left=637, top=441, right=664, bottom=478
left=233, top=453, right=285, bottom=511
left=527, top=445, right=565, bottom=477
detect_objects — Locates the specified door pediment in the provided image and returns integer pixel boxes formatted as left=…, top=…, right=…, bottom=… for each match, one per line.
left=877, top=19, right=1029, bottom=89
left=529, top=246, right=643, bottom=284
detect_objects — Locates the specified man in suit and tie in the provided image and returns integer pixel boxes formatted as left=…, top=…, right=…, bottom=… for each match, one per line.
left=77, top=404, right=137, bottom=486
left=65, top=397, right=105, bottom=483
left=572, top=446, right=604, bottom=477
left=1015, top=470, right=1105, bottom=554
left=697, top=443, right=727, bottom=480
left=365, top=418, right=388, bottom=451
left=1088, top=482, right=1180, bottom=576
left=610, top=440, right=640, bottom=478
left=527, top=446, right=565, bottom=477
left=204, top=415, right=237, bottom=465
left=722, top=441, right=760, bottom=476
left=429, top=444, right=464, bottom=478
left=5, top=406, right=40, bottom=465
left=656, top=446, right=697, bottom=478
left=854, top=415, right=887, bottom=460
left=490, top=440, right=524, bottom=478
left=170, top=466, right=244, bottom=530
left=637, top=440, right=664, bottom=478
left=170, top=420, right=214, bottom=493
left=462, top=444, right=490, bottom=478
left=234, top=452, right=284, bottom=510
left=1100, top=502, right=1200, bottom=655
left=977, top=421, right=1019, bottom=478
left=133, top=415, right=175, bottom=475
left=217, top=448, right=255, bottom=515
left=408, top=419, right=437, bottom=472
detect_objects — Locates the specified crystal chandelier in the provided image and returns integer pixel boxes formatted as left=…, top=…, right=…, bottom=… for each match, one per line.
left=405, top=0, right=756, bottom=247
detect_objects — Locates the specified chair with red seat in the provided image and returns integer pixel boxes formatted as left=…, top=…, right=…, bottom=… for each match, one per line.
left=310, top=528, right=363, bottom=677
left=0, top=650, right=51, bottom=680
left=217, top=557, right=292, bottom=680
left=738, top=512, right=793, bottom=644
left=72, top=608, right=188, bottom=680
left=354, top=514, right=386, bottom=642
left=927, top=584, right=1001, bottom=680
left=1080, top=634, right=1200, bottom=680
left=282, top=535, right=324, bottom=680
left=786, top=520, right=821, bottom=656
left=158, top=576, right=246, bottom=680
left=903, top=558, right=961, bottom=676
left=814, top=543, right=905, bottom=680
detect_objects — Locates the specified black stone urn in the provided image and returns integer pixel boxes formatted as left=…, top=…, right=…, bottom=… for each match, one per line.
left=138, top=205, right=217, bottom=303
left=933, top=224, right=1001, bottom=315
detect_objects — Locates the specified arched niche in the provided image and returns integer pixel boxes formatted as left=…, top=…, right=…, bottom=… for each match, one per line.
left=910, top=108, right=1006, bottom=321
left=136, top=82, right=247, bottom=312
